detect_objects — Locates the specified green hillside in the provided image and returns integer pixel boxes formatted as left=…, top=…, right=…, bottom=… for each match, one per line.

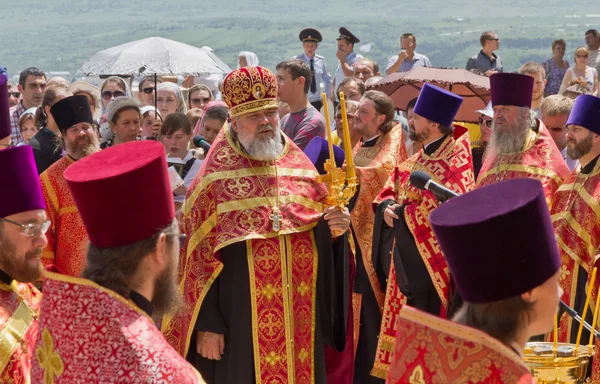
left=1, top=0, right=598, bottom=78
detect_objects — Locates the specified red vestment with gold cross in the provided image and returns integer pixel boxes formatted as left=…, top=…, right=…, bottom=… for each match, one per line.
left=551, top=160, right=600, bottom=381
left=0, top=280, right=40, bottom=384
left=386, top=306, right=535, bottom=384
left=39, top=156, right=89, bottom=276
left=371, top=128, right=475, bottom=379
left=162, top=127, right=344, bottom=383
left=477, top=122, right=570, bottom=206
left=30, top=272, right=204, bottom=383
left=336, top=124, right=407, bottom=382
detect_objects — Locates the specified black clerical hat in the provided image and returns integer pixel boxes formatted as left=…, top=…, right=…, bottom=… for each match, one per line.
left=50, top=95, right=94, bottom=133
left=299, top=28, right=322, bottom=43
left=337, top=27, right=360, bottom=44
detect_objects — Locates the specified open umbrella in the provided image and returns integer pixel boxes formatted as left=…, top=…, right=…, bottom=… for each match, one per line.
left=76, top=36, right=231, bottom=77
left=369, top=67, right=491, bottom=124
left=76, top=36, right=232, bottom=111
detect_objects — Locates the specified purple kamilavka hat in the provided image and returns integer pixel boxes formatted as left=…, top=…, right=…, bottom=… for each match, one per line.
left=430, top=178, right=561, bottom=304
left=0, top=146, right=46, bottom=218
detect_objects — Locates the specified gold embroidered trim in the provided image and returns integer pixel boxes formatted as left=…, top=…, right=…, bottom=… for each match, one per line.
left=399, top=306, right=531, bottom=371
left=309, top=231, right=318, bottom=384
left=230, top=99, right=278, bottom=118
left=247, top=240, right=262, bottom=384
left=551, top=211, right=596, bottom=257
left=282, top=236, right=295, bottom=383
left=184, top=166, right=318, bottom=216
left=478, top=163, right=563, bottom=186
left=0, top=300, right=35, bottom=375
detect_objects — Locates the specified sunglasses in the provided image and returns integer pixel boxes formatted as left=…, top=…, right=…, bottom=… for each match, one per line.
left=191, top=97, right=211, bottom=104
left=101, top=90, right=126, bottom=100
left=142, top=87, right=156, bottom=94
left=8, top=92, right=20, bottom=98
left=479, top=117, right=493, bottom=128
left=577, top=55, right=589, bottom=58
left=489, top=38, right=500, bottom=41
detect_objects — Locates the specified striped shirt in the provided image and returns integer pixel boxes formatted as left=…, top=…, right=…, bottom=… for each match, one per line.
left=9, top=101, right=27, bottom=145
left=280, top=105, right=326, bottom=151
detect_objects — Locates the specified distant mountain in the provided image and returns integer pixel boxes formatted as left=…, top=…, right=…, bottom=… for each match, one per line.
left=1, top=0, right=598, bottom=78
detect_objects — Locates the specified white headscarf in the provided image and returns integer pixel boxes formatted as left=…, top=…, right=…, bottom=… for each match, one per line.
left=157, top=82, right=187, bottom=114
left=238, top=51, right=259, bottom=68
left=100, top=76, right=132, bottom=116
left=99, top=76, right=132, bottom=143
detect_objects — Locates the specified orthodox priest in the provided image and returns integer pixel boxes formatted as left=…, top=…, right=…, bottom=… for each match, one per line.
left=31, top=141, right=204, bottom=383
left=162, top=66, right=351, bottom=384
left=370, top=83, right=475, bottom=380
left=349, top=90, right=407, bottom=384
left=477, top=73, right=570, bottom=205
left=39, top=95, right=100, bottom=276
left=388, top=178, right=560, bottom=384
left=0, top=146, right=46, bottom=383
left=551, top=95, right=600, bottom=380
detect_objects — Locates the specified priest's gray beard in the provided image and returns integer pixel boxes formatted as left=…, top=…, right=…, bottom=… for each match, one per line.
left=488, top=108, right=535, bottom=155
left=237, top=123, right=284, bottom=161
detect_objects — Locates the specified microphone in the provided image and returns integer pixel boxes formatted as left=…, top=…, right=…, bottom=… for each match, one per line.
left=409, top=171, right=459, bottom=202
left=559, top=300, right=600, bottom=338
left=192, top=135, right=211, bottom=153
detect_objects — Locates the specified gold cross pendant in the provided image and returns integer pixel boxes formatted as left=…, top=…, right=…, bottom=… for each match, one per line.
left=270, top=207, right=282, bottom=232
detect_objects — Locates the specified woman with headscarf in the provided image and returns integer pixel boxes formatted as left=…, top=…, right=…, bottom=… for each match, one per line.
left=99, top=76, right=132, bottom=143
left=140, top=106, right=162, bottom=140
left=68, top=81, right=102, bottom=121
left=157, top=82, right=186, bottom=118
left=192, top=101, right=229, bottom=159
left=187, top=84, right=214, bottom=110
left=237, top=51, right=259, bottom=68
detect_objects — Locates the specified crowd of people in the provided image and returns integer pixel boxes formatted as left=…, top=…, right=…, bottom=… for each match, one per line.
left=1, top=25, right=600, bottom=384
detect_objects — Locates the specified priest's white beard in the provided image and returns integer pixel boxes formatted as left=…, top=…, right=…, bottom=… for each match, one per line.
left=238, top=123, right=284, bottom=161
left=488, top=108, right=534, bottom=155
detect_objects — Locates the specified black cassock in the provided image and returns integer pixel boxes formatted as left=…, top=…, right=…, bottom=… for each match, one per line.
left=189, top=218, right=349, bottom=384
left=353, top=138, right=444, bottom=384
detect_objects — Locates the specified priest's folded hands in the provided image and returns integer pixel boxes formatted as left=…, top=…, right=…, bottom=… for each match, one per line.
left=323, top=205, right=351, bottom=237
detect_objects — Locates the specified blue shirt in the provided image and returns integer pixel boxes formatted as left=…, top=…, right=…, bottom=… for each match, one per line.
left=295, top=53, right=333, bottom=103
left=386, top=52, right=431, bottom=73
left=334, top=51, right=362, bottom=102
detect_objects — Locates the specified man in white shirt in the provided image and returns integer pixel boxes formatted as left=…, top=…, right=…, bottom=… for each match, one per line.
left=585, top=29, right=600, bottom=74
left=385, top=33, right=431, bottom=75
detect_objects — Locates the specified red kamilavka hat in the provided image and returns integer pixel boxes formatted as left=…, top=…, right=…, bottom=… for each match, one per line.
left=64, top=141, right=175, bottom=248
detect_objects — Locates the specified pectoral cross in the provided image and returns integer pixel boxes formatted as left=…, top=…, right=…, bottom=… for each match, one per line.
left=270, top=207, right=282, bottom=232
